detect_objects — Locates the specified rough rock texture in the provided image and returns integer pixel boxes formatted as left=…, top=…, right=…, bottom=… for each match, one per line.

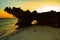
left=4, top=7, right=60, bottom=29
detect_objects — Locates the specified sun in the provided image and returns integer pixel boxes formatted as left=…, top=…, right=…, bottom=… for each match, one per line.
left=36, top=6, right=60, bottom=13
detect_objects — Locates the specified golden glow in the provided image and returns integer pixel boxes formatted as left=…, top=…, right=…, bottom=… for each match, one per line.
left=36, top=6, right=60, bottom=13
left=18, top=2, right=60, bottom=11
left=0, top=10, right=14, bottom=18
left=31, top=20, right=37, bottom=25
left=20, top=2, right=44, bottom=11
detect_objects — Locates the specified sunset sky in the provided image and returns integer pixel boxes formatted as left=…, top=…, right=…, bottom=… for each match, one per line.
left=0, top=0, right=60, bottom=18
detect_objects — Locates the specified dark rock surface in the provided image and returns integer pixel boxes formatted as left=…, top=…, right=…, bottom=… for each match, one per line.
left=4, top=7, right=60, bottom=29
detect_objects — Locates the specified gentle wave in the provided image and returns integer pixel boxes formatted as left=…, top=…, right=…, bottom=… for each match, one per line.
left=0, top=18, right=18, bottom=38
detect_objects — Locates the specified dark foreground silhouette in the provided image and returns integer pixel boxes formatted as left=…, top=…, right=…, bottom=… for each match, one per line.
left=4, top=7, right=60, bottom=29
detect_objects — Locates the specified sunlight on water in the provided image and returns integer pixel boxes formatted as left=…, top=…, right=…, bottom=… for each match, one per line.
left=0, top=18, right=18, bottom=38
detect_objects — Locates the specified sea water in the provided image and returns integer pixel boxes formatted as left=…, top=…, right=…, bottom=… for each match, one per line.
left=0, top=18, right=18, bottom=28
left=0, top=18, right=18, bottom=38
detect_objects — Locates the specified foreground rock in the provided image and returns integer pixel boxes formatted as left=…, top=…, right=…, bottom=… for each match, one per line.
left=4, top=7, right=60, bottom=28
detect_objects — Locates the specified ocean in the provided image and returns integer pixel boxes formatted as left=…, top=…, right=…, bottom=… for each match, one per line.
left=0, top=18, right=18, bottom=38
left=0, top=18, right=18, bottom=28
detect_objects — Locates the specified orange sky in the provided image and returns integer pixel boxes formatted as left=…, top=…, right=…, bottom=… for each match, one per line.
left=0, top=10, right=14, bottom=18
left=0, top=0, right=60, bottom=18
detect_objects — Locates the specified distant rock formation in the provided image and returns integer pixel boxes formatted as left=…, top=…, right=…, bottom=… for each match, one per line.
left=4, top=7, right=60, bottom=29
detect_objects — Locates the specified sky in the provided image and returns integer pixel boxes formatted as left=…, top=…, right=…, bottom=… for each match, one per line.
left=0, top=0, right=60, bottom=18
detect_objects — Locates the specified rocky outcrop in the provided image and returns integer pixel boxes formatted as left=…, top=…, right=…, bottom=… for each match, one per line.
left=4, top=7, right=60, bottom=29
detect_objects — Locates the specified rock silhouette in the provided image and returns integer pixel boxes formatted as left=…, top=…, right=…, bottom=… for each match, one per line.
left=4, top=7, right=60, bottom=29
